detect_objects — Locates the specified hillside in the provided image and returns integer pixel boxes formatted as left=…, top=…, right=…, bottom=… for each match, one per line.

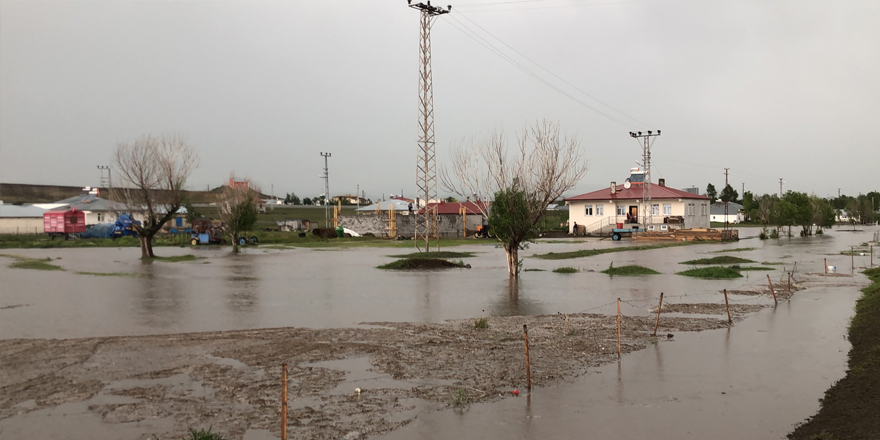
left=0, top=183, right=266, bottom=205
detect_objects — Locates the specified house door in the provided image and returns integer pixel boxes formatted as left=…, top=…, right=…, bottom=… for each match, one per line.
left=629, top=206, right=638, bottom=223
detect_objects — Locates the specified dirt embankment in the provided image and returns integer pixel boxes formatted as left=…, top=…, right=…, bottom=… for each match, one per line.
left=2, top=311, right=741, bottom=440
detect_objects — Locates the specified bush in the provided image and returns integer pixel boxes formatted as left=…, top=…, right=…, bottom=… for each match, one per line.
left=553, top=267, right=578, bottom=274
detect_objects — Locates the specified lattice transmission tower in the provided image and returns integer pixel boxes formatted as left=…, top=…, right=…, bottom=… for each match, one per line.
left=629, top=130, right=661, bottom=226
left=408, top=1, right=450, bottom=251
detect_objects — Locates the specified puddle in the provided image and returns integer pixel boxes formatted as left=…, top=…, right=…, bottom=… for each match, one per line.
left=304, top=356, right=455, bottom=395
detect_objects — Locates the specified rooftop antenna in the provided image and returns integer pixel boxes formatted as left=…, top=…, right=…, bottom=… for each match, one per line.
left=629, top=130, right=661, bottom=227
left=408, top=0, right=451, bottom=252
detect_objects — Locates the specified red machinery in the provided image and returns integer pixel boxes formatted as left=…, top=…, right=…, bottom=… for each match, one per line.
left=43, top=208, right=86, bottom=239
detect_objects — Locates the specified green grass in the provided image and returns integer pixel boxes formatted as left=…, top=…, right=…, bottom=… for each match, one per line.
left=2, top=255, right=65, bottom=271
left=389, top=251, right=476, bottom=259
left=553, top=267, right=578, bottom=274
left=75, top=271, right=151, bottom=278
left=523, top=268, right=545, bottom=272
left=377, top=258, right=467, bottom=269
left=712, top=247, right=757, bottom=253
left=731, top=266, right=776, bottom=271
left=532, top=241, right=715, bottom=260
left=680, top=256, right=755, bottom=265
left=473, top=318, right=489, bottom=329
left=601, top=264, right=660, bottom=275
left=676, top=266, right=743, bottom=278
left=185, top=427, right=227, bottom=440
left=150, top=255, right=201, bottom=262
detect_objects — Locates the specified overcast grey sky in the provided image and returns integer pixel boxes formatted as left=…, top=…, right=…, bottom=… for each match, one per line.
left=1, top=0, right=878, bottom=201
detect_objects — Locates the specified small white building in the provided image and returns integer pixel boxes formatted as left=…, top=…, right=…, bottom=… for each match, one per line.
left=565, top=169, right=711, bottom=235
left=0, top=203, right=47, bottom=234
left=709, top=202, right=745, bottom=224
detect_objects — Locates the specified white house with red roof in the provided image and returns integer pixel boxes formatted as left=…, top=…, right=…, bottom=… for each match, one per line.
left=565, top=169, right=711, bottom=235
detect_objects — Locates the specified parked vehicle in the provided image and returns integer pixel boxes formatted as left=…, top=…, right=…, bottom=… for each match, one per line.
left=112, top=213, right=140, bottom=240
left=189, top=218, right=225, bottom=245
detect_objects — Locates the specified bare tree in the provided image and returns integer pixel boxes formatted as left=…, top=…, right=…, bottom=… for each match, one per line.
left=218, top=177, right=259, bottom=253
left=441, top=121, right=588, bottom=277
left=111, top=135, right=199, bottom=258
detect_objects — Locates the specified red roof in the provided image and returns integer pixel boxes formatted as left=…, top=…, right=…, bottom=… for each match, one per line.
left=419, top=201, right=489, bottom=215
left=565, top=184, right=709, bottom=202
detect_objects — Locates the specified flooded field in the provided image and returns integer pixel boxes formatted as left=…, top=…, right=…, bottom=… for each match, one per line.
left=1, top=226, right=877, bottom=439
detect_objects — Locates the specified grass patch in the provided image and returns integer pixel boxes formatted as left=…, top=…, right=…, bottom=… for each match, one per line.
left=389, top=251, right=475, bottom=259
left=712, top=247, right=757, bottom=253
left=185, top=427, right=226, bottom=440
left=523, top=268, right=545, bottom=272
left=451, top=388, right=472, bottom=410
left=0, top=254, right=64, bottom=271
left=553, top=267, right=578, bottom=274
left=676, top=266, right=743, bottom=278
left=601, top=264, right=660, bottom=275
left=731, top=266, right=776, bottom=271
left=761, top=261, right=787, bottom=265
left=377, top=258, right=467, bottom=270
left=149, top=255, right=201, bottom=262
left=473, top=318, right=489, bottom=329
left=532, top=241, right=713, bottom=260
left=75, top=271, right=151, bottom=278
left=680, top=256, right=755, bottom=265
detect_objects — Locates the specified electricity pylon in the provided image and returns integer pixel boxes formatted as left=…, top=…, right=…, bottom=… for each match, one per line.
left=629, top=130, right=661, bottom=226
left=408, top=1, right=450, bottom=251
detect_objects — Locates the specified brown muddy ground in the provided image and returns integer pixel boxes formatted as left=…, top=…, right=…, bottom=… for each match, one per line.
left=1, top=311, right=742, bottom=440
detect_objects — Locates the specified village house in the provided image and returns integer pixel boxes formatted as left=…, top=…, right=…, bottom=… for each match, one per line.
left=565, top=169, right=711, bottom=236
left=709, top=201, right=745, bottom=224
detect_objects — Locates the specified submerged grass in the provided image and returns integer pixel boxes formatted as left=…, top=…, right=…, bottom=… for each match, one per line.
left=680, top=256, right=755, bottom=265
left=532, top=241, right=713, bottom=260
left=789, top=267, right=880, bottom=439
left=601, top=264, right=660, bottom=275
left=761, top=261, right=787, bottom=265
left=0, top=254, right=64, bottom=271
left=389, top=251, right=476, bottom=259
left=523, top=268, right=545, bottom=272
left=553, top=267, right=578, bottom=274
left=377, top=258, right=467, bottom=270
left=731, top=266, right=776, bottom=271
left=75, top=271, right=151, bottom=278
left=712, top=247, right=757, bottom=253
left=149, top=255, right=202, bottom=262
left=676, top=266, right=743, bottom=278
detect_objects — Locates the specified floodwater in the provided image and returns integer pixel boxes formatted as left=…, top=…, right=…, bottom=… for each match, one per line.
left=2, top=226, right=874, bottom=340
left=1, top=225, right=877, bottom=439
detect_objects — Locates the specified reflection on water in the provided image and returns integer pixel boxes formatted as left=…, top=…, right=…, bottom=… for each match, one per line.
left=135, top=261, right=186, bottom=329
left=224, top=255, right=261, bottom=327
left=489, top=278, right=544, bottom=317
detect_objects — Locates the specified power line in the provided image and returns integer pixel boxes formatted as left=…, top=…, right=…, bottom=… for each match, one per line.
left=456, top=11, right=651, bottom=127
left=456, top=0, right=652, bottom=12
left=443, top=15, right=638, bottom=127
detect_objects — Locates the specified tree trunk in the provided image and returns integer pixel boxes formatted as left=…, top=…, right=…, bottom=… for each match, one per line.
left=139, top=236, right=149, bottom=259
left=505, top=244, right=520, bottom=278
left=146, top=234, right=155, bottom=258
left=231, top=233, right=239, bottom=253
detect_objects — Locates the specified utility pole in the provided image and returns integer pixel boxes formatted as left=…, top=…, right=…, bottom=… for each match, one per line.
left=408, top=0, right=450, bottom=251
left=97, top=165, right=111, bottom=190
left=779, top=178, right=784, bottom=197
left=356, top=184, right=360, bottom=208
left=629, top=130, right=661, bottom=226
left=838, top=188, right=841, bottom=198
left=320, top=152, right=331, bottom=228
left=724, top=168, right=730, bottom=232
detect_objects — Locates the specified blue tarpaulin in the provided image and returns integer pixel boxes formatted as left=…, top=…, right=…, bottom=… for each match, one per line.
left=81, top=223, right=114, bottom=239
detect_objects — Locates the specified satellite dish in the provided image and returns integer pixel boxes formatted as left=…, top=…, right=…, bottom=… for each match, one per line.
left=623, top=179, right=631, bottom=189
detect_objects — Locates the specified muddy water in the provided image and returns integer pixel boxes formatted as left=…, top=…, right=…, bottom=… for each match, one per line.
left=0, top=227, right=876, bottom=340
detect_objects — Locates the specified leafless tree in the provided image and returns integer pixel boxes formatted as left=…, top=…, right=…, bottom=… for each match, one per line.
left=111, top=135, right=199, bottom=258
left=218, top=176, right=260, bottom=253
left=441, top=120, right=589, bottom=277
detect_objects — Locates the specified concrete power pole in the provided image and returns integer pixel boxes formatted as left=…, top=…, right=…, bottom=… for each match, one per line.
left=629, top=130, right=661, bottom=226
left=320, top=152, right=331, bottom=228
left=409, top=0, right=450, bottom=252
left=779, top=178, right=784, bottom=197
left=724, top=168, right=730, bottom=232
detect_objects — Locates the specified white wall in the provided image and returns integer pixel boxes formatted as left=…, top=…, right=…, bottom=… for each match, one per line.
left=0, top=218, right=44, bottom=234
left=568, top=198, right=710, bottom=233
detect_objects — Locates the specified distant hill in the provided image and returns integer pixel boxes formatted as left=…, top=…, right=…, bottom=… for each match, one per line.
left=0, top=183, right=267, bottom=205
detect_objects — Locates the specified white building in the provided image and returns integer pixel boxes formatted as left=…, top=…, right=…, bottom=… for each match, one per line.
left=566, top=170, right=711, bottom=235
left=709, top=202, right=745, bottom=224
left=0, top=203, right=46, bottom=234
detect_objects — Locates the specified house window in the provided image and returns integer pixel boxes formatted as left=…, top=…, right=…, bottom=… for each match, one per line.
left=617, top=205, right=626, bottom=215
left=687, top=204, right=694, bottom=216
left=701, top=204, right=707, bottom=215
left=596, top=205, right=604, bottom=216
left=663, top=204, right=672, bottom=215
left=97, top=213, right=103, bottom=222
left=651, top=204, right=659, bottom=215
left=584, top=205, right=593, bottom=216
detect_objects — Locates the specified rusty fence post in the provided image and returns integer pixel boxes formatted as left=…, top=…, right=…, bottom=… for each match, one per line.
left=852, top=246, right=855, bottom=273
left=281, top=363, right=288, bottom=440
left=723, top=289, right=732, bottom=324
left=788, top=272, right=791, bottom=291
left=523, top=324, right=531, bottom=391
left=617, top=298, right=621, bottom=359
left=767, top=274, right=777, bottom=305
left=652, top=292, right=664, bottom=337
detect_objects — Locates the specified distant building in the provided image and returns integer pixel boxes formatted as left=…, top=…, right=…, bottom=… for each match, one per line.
left=709, top=202, right=745, bottom=224
left=333, top=194, right=370, bottom=205
left=565, top=169, right=711, bottom=235
left=34, top=187, right=126, bottom=226
left=0, top=202, right=46, bottom=234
